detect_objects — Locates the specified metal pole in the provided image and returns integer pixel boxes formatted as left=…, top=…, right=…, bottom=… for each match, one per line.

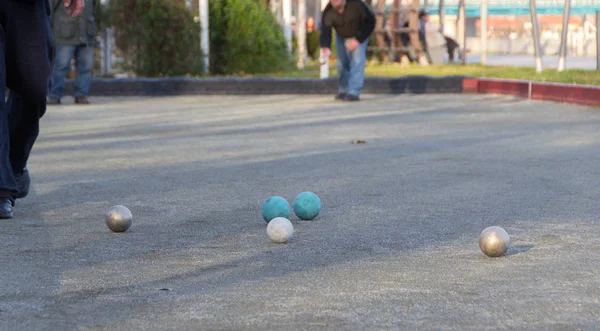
left=199, top=0, right=209, bottom=74
left=297, top=0, right=307, bottom=68
left=100, top=34, right=105, bottom=76
left=101, top=0, right=112, bottom=76
left=456, top=0, right=463, bottom=46
left=319, top=0, right=329, bottom=79
left=458, top=0, right=466, bottom=65
left=557, top=0, right=571, bottom=71
left=315, top=0, right=320, bottom=23
left=480, top=0, right=487, bottom=65
left=530, top=0, right=543, bottom=73
left=105, top=28, right=112, bottom=75
left=101, top=28, right=107, bottom=76
left=597, top=11, right=600, bottom=71
left=283, top=0, right=293, bottom=53
left=439, top=0, right=445, bottom=35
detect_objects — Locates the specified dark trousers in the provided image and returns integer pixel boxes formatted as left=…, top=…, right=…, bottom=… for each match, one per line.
left=0, top=0, right=54, bottom=198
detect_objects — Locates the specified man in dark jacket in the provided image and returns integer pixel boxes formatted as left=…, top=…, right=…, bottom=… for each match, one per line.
left=0, top=0, right=85, bottom=219
left=47, top=0, right=97, bottom=105
left=320, top=0, right=375, bottom=101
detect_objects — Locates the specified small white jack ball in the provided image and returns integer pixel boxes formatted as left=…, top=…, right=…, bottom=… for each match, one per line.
left=479, top=226, right=510, bottom=257
left=266, top=217, right=294, bottom=243
left=105, top=205, right=133, bottom=233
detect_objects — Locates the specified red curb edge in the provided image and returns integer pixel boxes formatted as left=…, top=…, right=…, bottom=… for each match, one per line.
left=462, top=78, right=479, bottom=94
left=463, top=78, right=600, bottom=107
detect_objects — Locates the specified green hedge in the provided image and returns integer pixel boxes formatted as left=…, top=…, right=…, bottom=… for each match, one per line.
left=105, top=0, right=379, bottom=77
left=209, top=0, right=291, bottom=75
left=108, top=0, right=203, bottom=77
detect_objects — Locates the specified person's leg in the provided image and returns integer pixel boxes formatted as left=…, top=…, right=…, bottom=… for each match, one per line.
left=448, top=44, right=455, bottom=62
left=4, top=0, right=54, bottom=203
left=445, top=36, right=456, bottom=63
left=346, top=39, right=368, bottom=101
left=7, top=93, right=44, bottom=200
left=48, top=44, right=76, bottom=103
left=0, top=22, right=16, bottom=218
left=73, top=44, right=94, bottom=104
left=335, top=33, right=350, bottom=99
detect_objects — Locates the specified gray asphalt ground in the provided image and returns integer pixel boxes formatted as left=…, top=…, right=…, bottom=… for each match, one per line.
left=1, top=93, right=600, bottom=330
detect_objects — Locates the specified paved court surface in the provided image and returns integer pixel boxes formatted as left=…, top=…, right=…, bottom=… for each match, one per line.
left=1, top=93, right=600, bottom=330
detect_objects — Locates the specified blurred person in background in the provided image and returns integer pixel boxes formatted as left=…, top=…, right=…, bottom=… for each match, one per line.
left=47, top=0, right=97, bottom=105
left=319, top=0, right=375, bottom=102
left=307, top=16, right=315, bottom=32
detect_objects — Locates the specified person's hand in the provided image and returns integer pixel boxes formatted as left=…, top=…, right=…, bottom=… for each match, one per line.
left=64, top=0, right=85, bottom=18
left=321, top=47, right=331, bottom=58
left=345, top=38, right=360, bottom=51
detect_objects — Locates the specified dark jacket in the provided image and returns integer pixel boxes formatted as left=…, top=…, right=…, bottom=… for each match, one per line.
left=319, top=0, right=376, bottom=48
left=50, top=0, right=97, bottom=45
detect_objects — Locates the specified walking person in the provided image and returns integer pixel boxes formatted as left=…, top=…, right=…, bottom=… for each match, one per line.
left=319, top=0, right=375, bottom=102
left=418, top=10, right=430, bottom=63
left=0, top=0, right=85, bottom=218
left=47, top=0, right=97, bottom=105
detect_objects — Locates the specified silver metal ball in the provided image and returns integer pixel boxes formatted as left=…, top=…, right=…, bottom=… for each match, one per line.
left=479, top=226, right=510, bottom=257
left=105, top=205, right=133, bottom=233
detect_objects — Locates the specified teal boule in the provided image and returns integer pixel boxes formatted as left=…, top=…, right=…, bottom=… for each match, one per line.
left=293, top=191, right=321, bottom=220
left=261, top=196, right=291, bottom=223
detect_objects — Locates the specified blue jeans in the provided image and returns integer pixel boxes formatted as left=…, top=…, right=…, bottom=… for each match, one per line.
left=335, top=33, right=368, bottom=97
left=49, top=44, right=94, bottom=99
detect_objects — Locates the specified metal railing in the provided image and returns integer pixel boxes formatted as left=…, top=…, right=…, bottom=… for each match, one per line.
left=421, top=0, right=600, bottom=16
left=422, top=0, right=598, bottom=7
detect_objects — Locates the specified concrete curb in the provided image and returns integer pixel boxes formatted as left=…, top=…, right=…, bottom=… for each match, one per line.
left=462, top=78, right=600, bottom=107
left=63, top=76, right=470, bottom=96
left=63, top=75, right=600, bottom=107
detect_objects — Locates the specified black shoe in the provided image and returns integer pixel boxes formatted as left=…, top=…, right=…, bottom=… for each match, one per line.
left=335, top=93, right=347, bottom=100
left=14, top=168, right=30, bottom=199
left=75, top=97, right=90, bottom=104
left=0, top=198, right=13, bottom=219
left=344, top=94, right=360, bottom=102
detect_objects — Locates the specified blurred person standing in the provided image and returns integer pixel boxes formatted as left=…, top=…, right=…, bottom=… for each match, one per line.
left=418, top=10, right=429, bottom=59
left=47, top=0, right=97, bottom=105
left=307, top=16, right=315, bottom=32
left=319, top=0, right=375, bottom=102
